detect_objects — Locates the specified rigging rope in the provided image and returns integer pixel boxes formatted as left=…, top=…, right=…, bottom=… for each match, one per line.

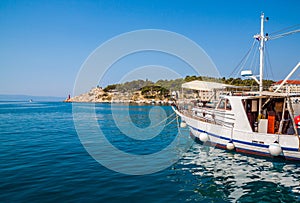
left=239, top=40, right=257, bottom=72
left=148, top=111, right=177, bottom=129
left=249, top=42, right=259, bottom=75
left=269, top=24, right=300, bottom=35
left=265, top=45, right=275, bottom=81
left=228, top=39, right=257, bottom=78
left=269, top=29, right=300, bottom=40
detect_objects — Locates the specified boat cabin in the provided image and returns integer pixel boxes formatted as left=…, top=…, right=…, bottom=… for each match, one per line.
left=230, top=92, right=298, bottom=135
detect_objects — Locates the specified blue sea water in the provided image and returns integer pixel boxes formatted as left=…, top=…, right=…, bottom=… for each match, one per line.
left=1, top=102, right=300, bottom=202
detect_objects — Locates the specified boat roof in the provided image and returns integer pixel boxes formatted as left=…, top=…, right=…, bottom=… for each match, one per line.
left=249, top=91, right=300, bottom=97
left=181, top=80, right=236, bottom=91
left=181, top=80, right=300, bottom=98
left=228, top=91, right=300, bottom=99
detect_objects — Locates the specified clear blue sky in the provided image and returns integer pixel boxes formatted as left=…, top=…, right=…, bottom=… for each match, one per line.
left=0, top=0, right=299, bottom=97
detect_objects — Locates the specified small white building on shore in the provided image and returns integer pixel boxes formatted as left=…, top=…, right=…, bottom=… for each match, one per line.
left=272, top=80, right=300, bottom=94
left=272, top=80, right=300, bottom=104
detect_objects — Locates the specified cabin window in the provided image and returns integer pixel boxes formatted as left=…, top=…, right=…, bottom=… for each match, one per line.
left=218, top=99, right=225, bottom=109
left=218, top=99, right=232, bottom=110
left=226, top=99, right=232, bottom=110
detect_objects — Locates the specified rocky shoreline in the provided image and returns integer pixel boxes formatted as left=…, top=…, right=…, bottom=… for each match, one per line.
left=64, top=87, right=174, bottom=105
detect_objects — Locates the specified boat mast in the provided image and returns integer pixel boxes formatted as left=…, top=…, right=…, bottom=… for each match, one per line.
left=258, top=13, right=266, bottom=113
left=259, top=13, right=265, bottom=93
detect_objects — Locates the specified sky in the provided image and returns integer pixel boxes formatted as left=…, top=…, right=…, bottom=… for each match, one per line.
left=0, top=0, right=299, bottom=97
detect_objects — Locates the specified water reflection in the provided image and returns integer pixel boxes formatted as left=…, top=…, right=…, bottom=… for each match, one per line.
left=178, top=144, right=300, bottom=202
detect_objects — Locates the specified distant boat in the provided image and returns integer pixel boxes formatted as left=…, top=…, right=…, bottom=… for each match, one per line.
left=173, top=13, right=300, bottom=162
left=29, top=99, right=33, bottom=103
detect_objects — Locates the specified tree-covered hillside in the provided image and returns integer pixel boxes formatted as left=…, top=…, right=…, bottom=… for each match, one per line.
left=103, top=76, right=274, bottom=93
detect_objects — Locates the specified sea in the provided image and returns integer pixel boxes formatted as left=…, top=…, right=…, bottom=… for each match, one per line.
left=1, top=101, right=300, bottom=202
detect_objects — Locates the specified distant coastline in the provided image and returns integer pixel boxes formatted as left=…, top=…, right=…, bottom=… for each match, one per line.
left=0, top=94, right=65, bottom=102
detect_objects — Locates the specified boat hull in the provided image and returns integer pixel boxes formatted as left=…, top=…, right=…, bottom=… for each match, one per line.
left=174, top=107, right=300, bottom=162
left=190, top=132, right=299, bottom=162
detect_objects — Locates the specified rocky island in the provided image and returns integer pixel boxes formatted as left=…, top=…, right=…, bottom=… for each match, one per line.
left=64, top=78, right=184, bottom=104
left=65, top=76, right=275, bottom=104
left=64, top=86, right=175, bottom=104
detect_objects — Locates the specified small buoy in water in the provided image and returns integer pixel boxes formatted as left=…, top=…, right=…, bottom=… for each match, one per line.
left=199, top=132, right=209, bottom=142
left=268, top=142, right=282, bottom=156
left=180, top=122, right=187, bottom=128
left=226, top=141, right=235, bottom=150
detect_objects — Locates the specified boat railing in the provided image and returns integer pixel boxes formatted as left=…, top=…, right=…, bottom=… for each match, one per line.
left=177, top=99, right=234, bottom=128
left=193, top=107, right=235, bottom=128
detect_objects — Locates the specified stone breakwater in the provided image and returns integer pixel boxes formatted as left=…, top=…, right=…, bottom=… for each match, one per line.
left=64, top=87, right=173, bottom=105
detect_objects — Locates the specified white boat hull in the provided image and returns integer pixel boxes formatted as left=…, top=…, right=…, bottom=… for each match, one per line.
left=174, top=107, right=300, bottom=162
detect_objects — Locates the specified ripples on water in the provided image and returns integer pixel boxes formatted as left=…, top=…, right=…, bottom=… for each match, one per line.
left=0, top=102, right=299, bottom=202
left=178, top=145, right=300, bottom=202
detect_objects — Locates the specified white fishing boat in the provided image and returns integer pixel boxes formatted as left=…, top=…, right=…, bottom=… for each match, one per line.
left=173, top=13, right=300, bottom=162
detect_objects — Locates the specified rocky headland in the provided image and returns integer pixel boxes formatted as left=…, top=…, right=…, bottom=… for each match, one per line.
left=64, top=87, right=174, bottom=104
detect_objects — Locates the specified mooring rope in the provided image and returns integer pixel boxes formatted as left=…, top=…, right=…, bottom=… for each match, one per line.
left=148, top=112, right=176, bottom=128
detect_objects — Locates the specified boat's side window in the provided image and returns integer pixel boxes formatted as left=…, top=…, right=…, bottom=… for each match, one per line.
left=218, top=99, right=226, bottom=109
left=226, top=99, right=232, bottom=110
